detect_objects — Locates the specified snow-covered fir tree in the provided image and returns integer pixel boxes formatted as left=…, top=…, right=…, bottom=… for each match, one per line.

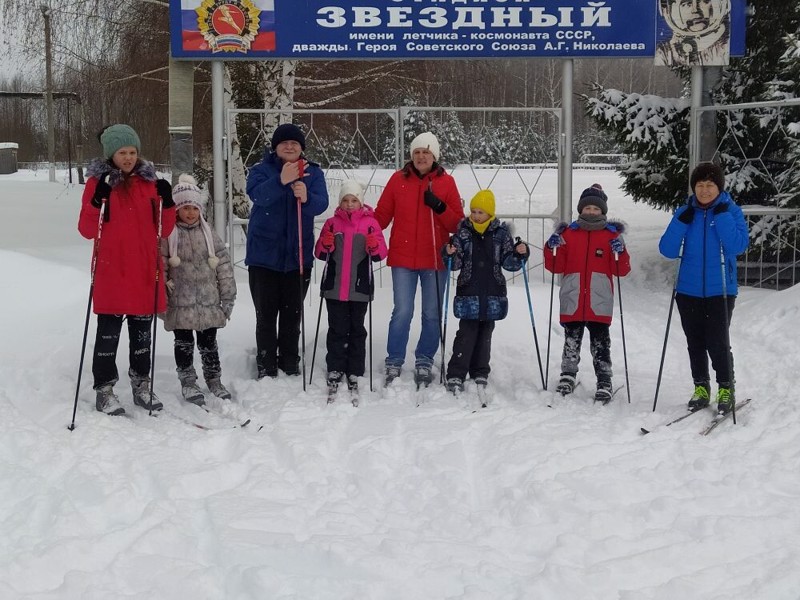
left=583, top=0, right=800, bottom=213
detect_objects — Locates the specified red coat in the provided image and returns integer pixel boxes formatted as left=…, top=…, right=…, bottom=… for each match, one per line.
left=543, top=221, right=630, bottom=325
left=78, top=161, right=176, bottom=315
left=375, top=164, right=463, bottom=270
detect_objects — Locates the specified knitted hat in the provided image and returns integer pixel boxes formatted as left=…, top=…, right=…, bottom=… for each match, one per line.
left=409, top=131, right=440, bottom=162
left=169, top=173, right=218, bottom=270
left=339, top=179, right=365, bottom=203
left=173, top=173, right=204, bottom=209
left=100, top=124, right=140, bottom=159
left=470, top=189, right=495, bottom=216
left=690, top=162, right=725, bottom=192
left=271, top=123, right=306, bottom=151
left=577, top=183, right=608, bottom=215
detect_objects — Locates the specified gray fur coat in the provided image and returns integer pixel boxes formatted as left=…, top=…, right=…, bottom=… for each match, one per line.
left=160, top=221, right=236, bottom=331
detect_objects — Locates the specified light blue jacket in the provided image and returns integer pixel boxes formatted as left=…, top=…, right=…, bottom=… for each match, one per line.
left=658, top=191, right=749, bottom=297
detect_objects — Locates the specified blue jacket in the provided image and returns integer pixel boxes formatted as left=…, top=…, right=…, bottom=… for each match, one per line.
left=245, top=152, right=329, bottom=272
left=658, top=191, right=749, bottom=297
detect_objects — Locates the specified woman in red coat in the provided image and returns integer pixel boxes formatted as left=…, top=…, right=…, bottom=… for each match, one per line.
left=544, top=184, right=630, bottom=403
left=78, top=124, right=176, bottom=416
left=375, top=132, right=463, bottom=388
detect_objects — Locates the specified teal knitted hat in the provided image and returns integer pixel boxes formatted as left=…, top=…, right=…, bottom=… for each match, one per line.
left=100, top=124, right=140, bottom=159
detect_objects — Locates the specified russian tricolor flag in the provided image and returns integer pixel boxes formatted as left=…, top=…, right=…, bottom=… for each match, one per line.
left=181, top=0, right=276, bottom=53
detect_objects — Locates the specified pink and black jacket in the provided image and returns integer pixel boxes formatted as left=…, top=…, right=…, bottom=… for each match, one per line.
left=314, top=205, right=388, bottom=303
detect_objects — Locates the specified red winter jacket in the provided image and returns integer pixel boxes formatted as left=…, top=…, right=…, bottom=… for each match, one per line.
left=78, top=160, right=176, bottom=315
left=374, top=164, right=463, bottom=270
left=543, top=220, right=631, bottom=325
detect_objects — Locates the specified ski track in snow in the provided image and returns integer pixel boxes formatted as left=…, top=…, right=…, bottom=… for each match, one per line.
left=0, top=170, right=799, bottom=599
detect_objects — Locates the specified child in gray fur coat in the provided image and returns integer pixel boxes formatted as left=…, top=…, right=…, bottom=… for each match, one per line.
left=161, top=174, right=237, bottom=405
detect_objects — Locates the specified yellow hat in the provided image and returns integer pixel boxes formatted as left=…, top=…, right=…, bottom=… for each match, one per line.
left=470, top=189, right=495, bottom=216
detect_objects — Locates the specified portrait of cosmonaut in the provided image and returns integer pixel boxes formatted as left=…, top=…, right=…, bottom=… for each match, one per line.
left=655, top=0, right=731, bottom=67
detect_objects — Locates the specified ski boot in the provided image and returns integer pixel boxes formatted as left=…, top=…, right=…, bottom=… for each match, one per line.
left=555, top=373, right=577, bottom=396
left=446, top=377, right=464, bottom=395
left=347, top=374, right=360, bottom=407
left=95, top=384, right=125, bottom=416
left=688, top=382, right=711, bottom=411
left=716, top=386, right=733, bottom=415
left=414, top=366, right=433, bottom=390
left=178, top=369, right=205, bottom=406
left=206, top=378, right=232, bottom=400
left=594, top=379, right=613, bottom=405
left=130, top=372, right=163, bottom=412
left=327, top=371, right=343, bottom=404
left=384, top=365, right=401, bottom=387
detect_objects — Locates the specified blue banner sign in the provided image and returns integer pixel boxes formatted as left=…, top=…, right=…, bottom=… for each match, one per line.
left=170, top=0, right=745, bottom=61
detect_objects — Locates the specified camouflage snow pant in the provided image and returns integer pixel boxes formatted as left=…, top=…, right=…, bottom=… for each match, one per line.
left=560, top=321, right=612, bottom=383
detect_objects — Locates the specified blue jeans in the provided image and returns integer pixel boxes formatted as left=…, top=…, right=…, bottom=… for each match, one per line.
left=386, top=267, right=446, bottom=369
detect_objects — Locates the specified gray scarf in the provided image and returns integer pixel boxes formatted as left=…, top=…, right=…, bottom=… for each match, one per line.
left=577, top=214, right=608, bottom=231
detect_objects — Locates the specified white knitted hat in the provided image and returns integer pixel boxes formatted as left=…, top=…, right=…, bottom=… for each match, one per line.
left=409, top=131, right=440, bottom=162
left=339, top=179, right=365, bottom=203
left=169, top=173, right=219, bottom=269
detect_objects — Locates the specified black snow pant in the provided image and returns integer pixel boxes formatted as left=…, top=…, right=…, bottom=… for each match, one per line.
left=325, top=299, right=369, bottom=377
left=249, top=265, right=311, bottom=376
left=446, top=319, right=495, bottom=381
left=174, top=328, right=221, bottom=381
left=560, top=321, right=612, bottom=383
left=675, top=293, right=736, bottom=386
left=92, top=314, right=152, bottom=388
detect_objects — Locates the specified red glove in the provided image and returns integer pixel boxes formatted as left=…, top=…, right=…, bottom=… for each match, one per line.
left=320, top=228, right=335, bottom=250
left=366, top=231, right=380, bottom=254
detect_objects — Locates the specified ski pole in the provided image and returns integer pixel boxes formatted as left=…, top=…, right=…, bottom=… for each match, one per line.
left=652, top=246, right=683, bottom=412
left=309, top=229, right=332, bottom=386
left=147, top=197, right=164, bottom=417
left=428, top=182, right=446, bottom=384
left=719, top=243, right=737, bottom=424
left=545, top=246, right=557, bottom=389
left=368, top=230, right=376, bottom=393
left=614, top=251, right=631, bottom=404
left=69, top=201, right=107, bottom=431
left=440, top=250, right=453, bottom=385
left=520, top=238, right=546, bottom=390
left=296, top=159, right=307, bottom=391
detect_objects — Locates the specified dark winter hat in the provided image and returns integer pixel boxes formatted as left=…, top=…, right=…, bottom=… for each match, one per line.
left=100, top=124, right=140, bottom=159
left=577, top=183, right=608, bottom=215
left=271, top=123, right=306, bottom=151
left=690, top=162, right=725, bottom=192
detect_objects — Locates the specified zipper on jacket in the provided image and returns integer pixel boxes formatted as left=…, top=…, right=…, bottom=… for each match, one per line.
left=582, top=230, right=592, bottom=321
left=702, top=209, right=707, bottom=297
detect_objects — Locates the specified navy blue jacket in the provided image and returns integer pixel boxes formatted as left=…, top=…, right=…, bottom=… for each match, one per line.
left=245, top=152, right=329, bottom=272
left=444, top=218, right=525, bottom=321
left=659, top=191, right=749, bottom=297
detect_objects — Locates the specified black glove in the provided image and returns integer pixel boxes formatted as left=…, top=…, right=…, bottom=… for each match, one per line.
left=156, top=179, right=175, bottom=208
left=91, top=174, right=111, bottom=209
left=713, top=202, right=729, bottom=215
left=424, top=190, right=446, bottom=215
left=677, top=205, right=695, bottom=225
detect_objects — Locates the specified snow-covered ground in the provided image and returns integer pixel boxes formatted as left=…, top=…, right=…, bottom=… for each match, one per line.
left=1, top=167, right=798, bottom=600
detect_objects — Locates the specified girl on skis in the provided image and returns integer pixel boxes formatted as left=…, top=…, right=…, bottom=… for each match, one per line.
left=544, top=184, right=630, bottom=404
left=78, top=124, right=176, bottom=416
left=161, top=174, right=237, bottom=406
left=314, top=180, right=387, bottom=401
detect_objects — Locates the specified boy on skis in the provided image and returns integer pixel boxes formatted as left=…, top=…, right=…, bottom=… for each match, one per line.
left=443, top=190, right=529, bottom=394
left=314, top=180, right=387, bottom=404
left=161, top=174, right=237, bottom=405
left=544, top=184, right=630, bottom=404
